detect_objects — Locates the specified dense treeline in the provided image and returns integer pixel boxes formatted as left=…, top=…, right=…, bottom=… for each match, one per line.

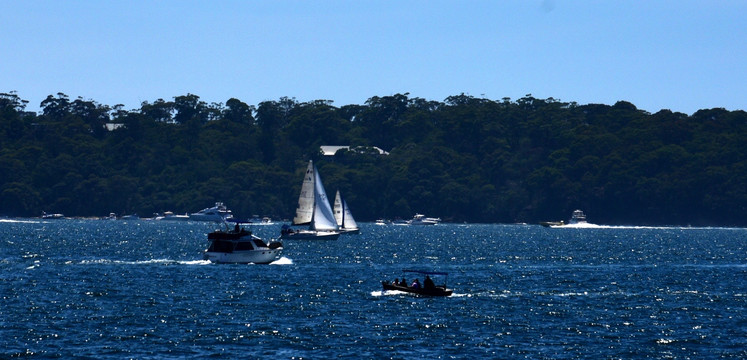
left=1, top=91, right=745, bottom=226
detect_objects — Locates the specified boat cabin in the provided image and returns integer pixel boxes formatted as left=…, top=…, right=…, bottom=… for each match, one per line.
left=207, top=238, right=270, bottom=253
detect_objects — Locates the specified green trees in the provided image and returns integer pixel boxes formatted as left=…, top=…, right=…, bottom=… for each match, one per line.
left=0, top=91, right=745, bottom=226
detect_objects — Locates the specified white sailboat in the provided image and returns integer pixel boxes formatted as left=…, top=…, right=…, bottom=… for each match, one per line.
left=280, top=160, right=341, bottom=240
left=333, top=190, right=360, bottom=234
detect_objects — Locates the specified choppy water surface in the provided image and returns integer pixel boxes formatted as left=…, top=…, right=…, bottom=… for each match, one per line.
left=1, top=219, right=745, bottom=358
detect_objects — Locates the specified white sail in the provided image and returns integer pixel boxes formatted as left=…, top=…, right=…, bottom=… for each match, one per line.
left=342, top=197, right=358, bottom=230
left=292, top=160, right=315, bottom=225
left=334, top=190, right=358, bottom=230
left=310, top=165, right=339, bottom=231
left=334, top=190, right=344, bottom=226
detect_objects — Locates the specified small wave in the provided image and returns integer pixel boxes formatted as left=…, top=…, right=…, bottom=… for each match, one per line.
left=555, top=291, right=590, bottom=297
left=0, top=219, right=40, bottom=224
left=270, top=257, right=293, bottom=265
left=551, top=223, right=745, bottom=230
left=678, top=263, right=747, bottom=269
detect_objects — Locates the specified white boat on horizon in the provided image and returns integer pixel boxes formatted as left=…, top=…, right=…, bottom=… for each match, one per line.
left=334, top=190, right=360, bottom=234
left=568, top=209, right=587, bottom=224
left=409, top=214, right=441, bottom=225
left=543, top=209, right=600, bottom=228
left=392, top=218, right=410, bottom=226
left=247, top=215, right=274, bottom=225
left=41, top=211, right=65, bottom=220
left=189, top=202, right=234, bottom=222
left=155, top=211, right=190, bottom=221
left=280, top=160, right=341, bottom=240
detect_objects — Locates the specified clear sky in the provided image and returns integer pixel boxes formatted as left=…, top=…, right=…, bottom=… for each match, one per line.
left=2, top=1, right=745, bottom=115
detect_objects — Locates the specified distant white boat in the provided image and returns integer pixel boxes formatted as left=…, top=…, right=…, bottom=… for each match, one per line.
left=189, top=202, right=234, bottom=222
left=543, top=210, right=599, bottom=228
left=280, top=160, right=340, bottom=240
left=155, top=211, right=190, bottom=221
left=409, top=214, right=441, bottom=225
left=41, top=211, right=65, bottom=220
left=247, top=215, right=274, bottom=225
left=375, top=219, right=388, bottom=226
left=392, top=218, right=410, bottom=226
left=333, top=190, right=360, bottom=234
left=568, top=209, right=587, bottom=224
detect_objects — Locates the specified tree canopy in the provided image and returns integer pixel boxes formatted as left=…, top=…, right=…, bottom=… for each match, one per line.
left=1, top=91, right=745, bottom=226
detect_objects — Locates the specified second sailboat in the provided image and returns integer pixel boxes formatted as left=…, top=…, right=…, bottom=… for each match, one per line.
left=280, top=160, right=341, bottom=240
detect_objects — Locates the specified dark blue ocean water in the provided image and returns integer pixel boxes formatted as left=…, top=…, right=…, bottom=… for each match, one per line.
left=1, top=219, right=745, bottom=359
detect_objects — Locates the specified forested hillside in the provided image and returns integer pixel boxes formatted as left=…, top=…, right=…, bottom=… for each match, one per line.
left=1, top=91, right=745, bottom=226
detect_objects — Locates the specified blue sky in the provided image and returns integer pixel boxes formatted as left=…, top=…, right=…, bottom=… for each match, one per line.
left=2, top=1, right=745, bottom=115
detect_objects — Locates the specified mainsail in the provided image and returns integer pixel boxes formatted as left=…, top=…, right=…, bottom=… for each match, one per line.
left=292, top=160, right=315, bottom=225
left=310, top=166, right=339, bottom=231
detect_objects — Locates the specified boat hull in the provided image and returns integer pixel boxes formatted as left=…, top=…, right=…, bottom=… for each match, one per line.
left=190, top=214, right=233, bottom=222
left=381, top=282, right=453, bottom=297
left=157, top=215, right=190, bottom=221
left=409, top=214, right=441, bottom=225
left=410, top=221, right=438, bottom=225
left=203, top=249, right=280, bottom=264
left=280, top=230, right=340, bottom=240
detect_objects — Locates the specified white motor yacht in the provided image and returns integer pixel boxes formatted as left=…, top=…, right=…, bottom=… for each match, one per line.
left=189, top=202, right=234, bottom=222
left=204, top=224, right=283, bottom=264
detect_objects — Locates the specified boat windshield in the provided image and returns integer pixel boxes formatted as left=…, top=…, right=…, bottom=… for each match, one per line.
left=401, top=269, right=449, bottom=286
left=208, top=240, right=235, bottom=253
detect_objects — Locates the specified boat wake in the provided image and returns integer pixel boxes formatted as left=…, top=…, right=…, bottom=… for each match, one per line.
left=550, top=223, right=734, bottom=230
left=0, top=218, right=41, bottom=224
left=79, top=258, right=212, bottom=266
left=76, top=257, right=294, bottom=266
left=550, top=223, right=603, bottom=229
left=270, top=256, right=293, bottom=265
left=371, top=290, right=407, bottom=297
left=372, top=289, right=462, bottom=297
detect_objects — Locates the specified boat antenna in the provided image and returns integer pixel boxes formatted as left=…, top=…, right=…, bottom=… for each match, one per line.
left=219, top=216, right=231, bottom=231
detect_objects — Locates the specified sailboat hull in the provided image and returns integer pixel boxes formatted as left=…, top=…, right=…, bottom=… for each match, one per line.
left=280, top=229, right=340, bottom=240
